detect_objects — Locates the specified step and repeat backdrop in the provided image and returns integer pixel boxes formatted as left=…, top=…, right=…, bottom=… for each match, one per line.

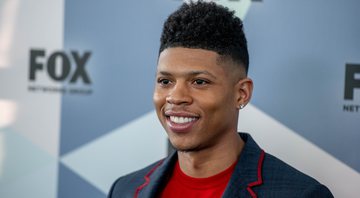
left=0, top=0, right=359, bottom=197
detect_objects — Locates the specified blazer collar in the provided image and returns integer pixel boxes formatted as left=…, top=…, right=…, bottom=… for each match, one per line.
left=136, top=133, right=264, bottom=198
left=222, top=133, right=265, bottom=198
left=136, top=150, right=177, bottom=198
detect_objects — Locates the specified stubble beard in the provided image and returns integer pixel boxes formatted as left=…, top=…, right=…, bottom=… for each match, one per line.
left=175, top=145, right=203, bottom=153
left=170, top=137, right=209, bottom=153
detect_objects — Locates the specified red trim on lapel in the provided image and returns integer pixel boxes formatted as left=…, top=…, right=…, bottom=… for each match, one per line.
left=246, top=150, right=265, bottom=198
left=134, top=160, right=164, bottom=198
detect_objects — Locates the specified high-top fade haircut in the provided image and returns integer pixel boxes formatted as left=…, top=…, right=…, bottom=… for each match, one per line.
left=159, top=1, right=249, bottom=74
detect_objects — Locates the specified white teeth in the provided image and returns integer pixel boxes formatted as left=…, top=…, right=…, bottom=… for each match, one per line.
left=170, top=116, right=196, bottom=124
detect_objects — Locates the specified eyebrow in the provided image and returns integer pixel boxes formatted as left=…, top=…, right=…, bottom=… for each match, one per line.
left=157, top=70, right=217, bottom=79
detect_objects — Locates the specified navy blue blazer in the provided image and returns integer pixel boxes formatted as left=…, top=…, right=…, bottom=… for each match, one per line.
left=108, top=133, right=333, bottom=198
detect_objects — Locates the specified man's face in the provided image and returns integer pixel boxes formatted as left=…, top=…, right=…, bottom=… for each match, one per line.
left=153, top=47, right=245, bottom=152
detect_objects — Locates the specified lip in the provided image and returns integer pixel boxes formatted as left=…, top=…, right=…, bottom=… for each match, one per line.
left=164, top=110, right=199, bottom=133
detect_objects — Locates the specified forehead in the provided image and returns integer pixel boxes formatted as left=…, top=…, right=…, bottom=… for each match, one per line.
left=157, top=47, right=225, bottom=73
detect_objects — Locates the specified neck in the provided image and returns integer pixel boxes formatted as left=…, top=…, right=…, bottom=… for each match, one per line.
left=177, top=132, right=244, bottom=178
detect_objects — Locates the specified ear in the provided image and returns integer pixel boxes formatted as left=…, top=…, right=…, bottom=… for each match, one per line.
left=234, top=77, right=253, bottom=109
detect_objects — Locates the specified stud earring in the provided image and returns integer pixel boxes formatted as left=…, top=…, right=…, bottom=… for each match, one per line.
left=239, top=104, right=245, bottom=109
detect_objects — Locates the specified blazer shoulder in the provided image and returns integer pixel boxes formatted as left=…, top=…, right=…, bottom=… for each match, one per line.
left=259, top=153, right=333, bottom=197
left=263, top=153, right=319, bottom=184
left=300, top=183, right=334, bottom=198
left=108, top=160, right=163, bottom=198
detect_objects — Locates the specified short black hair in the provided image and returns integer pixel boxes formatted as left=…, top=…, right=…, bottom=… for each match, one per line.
left=159, top=1, right=249, bottom=74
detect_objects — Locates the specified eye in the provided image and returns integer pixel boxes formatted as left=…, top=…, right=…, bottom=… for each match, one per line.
left=157, top=78, right=171, bottom=86
left=193, top=79, right=209, bottom=85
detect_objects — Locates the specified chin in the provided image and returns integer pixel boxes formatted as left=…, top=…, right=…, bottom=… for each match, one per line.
left=171, top=141, right=203, bottom=153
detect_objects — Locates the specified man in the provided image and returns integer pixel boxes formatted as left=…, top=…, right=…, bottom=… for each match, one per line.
left=108, top=1, right=333, bottom=197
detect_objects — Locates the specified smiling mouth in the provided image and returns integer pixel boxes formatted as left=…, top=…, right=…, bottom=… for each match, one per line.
left=169, top=116, right=197, bottom=124
left=165, top=114, right=199, bottom=133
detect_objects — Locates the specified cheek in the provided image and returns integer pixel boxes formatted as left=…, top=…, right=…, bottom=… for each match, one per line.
left=195, top=99, right=222, bottom=120
left=153, top=90, right=166, bottom=110
left=197, top=94, right=235, bottom=116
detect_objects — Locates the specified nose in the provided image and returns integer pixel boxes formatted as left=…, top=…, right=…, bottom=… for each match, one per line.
left=166, top=82, right=192, bottom=105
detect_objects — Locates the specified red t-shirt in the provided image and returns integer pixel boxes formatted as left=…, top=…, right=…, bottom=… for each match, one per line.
left=160, top=160, right=237, bottom=198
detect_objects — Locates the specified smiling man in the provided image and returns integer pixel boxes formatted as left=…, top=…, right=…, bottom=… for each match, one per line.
left=108, top=1, right=333, bottom=198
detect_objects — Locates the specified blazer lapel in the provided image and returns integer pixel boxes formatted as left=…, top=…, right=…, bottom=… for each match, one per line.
left=137, top=151, right=178, bottom=198
left=222, top=133, right=265, bottom=198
